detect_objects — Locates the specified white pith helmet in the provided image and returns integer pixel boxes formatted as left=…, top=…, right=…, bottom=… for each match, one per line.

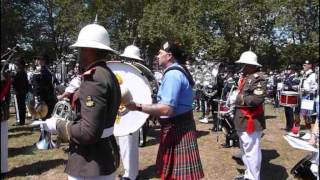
left=71, top=23, right=116, bottom=53
left=235, top=51, right=261, bottom=67
left=120, top=45, right=143, bottom=61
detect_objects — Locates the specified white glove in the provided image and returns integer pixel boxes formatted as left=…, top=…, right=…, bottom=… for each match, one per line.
left=43, top=117, right=58, bottom=133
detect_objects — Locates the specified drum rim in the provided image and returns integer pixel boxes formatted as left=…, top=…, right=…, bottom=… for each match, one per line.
left=281, top=91, right=299, bottom=95
left=107, top=61, right=152, bottom=92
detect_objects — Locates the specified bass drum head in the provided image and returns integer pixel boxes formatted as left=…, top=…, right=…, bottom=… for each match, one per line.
left=107, top=61, right=152, bottom=137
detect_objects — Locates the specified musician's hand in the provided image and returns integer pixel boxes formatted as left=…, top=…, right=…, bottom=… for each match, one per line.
left=120, top=85, right=133, bottom=105
left=43, top=117, right=58, bottom=133
left=57, top=95, right=64, bottom=100
left=125, top=102, right=138, bottom=111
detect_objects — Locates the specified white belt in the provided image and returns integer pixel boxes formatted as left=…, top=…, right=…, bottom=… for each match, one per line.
left=101, top=127, right=114, bottom=138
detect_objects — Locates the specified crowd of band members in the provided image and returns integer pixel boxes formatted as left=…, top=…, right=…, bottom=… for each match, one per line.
left=1, top=48, right=319, bottom=180
left=191, top=61, right=318, bottom=135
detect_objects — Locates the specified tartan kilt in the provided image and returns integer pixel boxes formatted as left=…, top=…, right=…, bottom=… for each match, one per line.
left=156, top=115, right=204, bottom=180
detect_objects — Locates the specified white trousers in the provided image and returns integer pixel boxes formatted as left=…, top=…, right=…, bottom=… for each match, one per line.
left=1, top=120, right=8, bottom=173
left=118, top=130, right=139, bottom=180
left=237, top=131, right=262, bottom=180
left=68, top=172, right=115, bottom=180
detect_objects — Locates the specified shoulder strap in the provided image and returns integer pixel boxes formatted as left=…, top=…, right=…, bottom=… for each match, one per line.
left=163, top=65, right=195, bottom=86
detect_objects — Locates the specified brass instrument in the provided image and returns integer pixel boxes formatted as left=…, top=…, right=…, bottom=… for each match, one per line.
left=51, top=98, right=76, bottom=121
left=26, top=97, right=48, bottom=119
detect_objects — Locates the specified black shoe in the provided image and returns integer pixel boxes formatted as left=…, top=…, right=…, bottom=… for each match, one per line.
left=120, top=177, right=131, bottom=180
left=221, top=143, right=231, bottom=148
left=234, top=174, right=249, bottom=180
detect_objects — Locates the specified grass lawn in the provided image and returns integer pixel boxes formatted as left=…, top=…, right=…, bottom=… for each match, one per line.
left=3, top=104, right=310, bottom=180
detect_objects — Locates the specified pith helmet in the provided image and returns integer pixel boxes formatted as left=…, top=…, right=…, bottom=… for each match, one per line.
left=71, top=23, right=116, bottom=52
left=120, top=45, right=143, bottom=61
left=235, top=51, right=261, bottom=67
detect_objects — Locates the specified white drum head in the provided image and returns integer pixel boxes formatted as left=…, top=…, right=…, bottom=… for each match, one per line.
left=107, top=61, right=152, bottom=136
left=281, top=91, right=299, bottom=95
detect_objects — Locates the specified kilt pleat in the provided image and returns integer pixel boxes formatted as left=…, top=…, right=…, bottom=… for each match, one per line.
left=156, top=119, right=204, bottom=180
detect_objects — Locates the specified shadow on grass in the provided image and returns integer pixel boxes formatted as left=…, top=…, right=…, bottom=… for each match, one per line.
left=8, top=125, right=35, bottom=133
left=8, top=144, right=37, bottom=157
left=196, top=130, right=210, bottom=138
left=4, top=159, right=66, bottom=178
left=139, top=164, right=159, bottom=179
left=8, top=132, right=33, bottom=138
left=144, top=127, right=160, bottom=146
left=265, top=115, right=277, bottom=120
left=261, top=149, right=288, bottom=180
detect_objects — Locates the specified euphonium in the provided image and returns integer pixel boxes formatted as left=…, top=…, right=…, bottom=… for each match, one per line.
left=51, top=98, right=76, bottom=121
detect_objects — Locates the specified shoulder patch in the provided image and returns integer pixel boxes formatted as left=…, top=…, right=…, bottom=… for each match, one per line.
left=257, top=82, right=262, bottom=88
left=254, top=88, right=264, bottom=95
left=85, top=96, right=95, bottom=107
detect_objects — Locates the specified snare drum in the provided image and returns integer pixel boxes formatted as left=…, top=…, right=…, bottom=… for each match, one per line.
left=280, top=91, right=299, bottom=107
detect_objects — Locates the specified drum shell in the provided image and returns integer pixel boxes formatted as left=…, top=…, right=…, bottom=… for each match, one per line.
left=279, top=91, right=299, bottom=107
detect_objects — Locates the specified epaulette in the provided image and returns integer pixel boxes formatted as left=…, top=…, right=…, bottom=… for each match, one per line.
left=81, top=67, right=96, bottom=77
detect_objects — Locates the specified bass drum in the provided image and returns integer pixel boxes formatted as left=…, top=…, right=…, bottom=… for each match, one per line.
left=107, top=61, right=153, bottom=137
left=132, top=62, right=159, bottom=94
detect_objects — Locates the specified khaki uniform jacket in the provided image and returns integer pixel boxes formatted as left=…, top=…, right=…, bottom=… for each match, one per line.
left=56, top=61, right=121, bottom=177
left=234, top=72, right=267, bottom=132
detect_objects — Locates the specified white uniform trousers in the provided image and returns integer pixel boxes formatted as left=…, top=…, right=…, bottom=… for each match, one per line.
left=118, top=130, right=139, bottom=180
left=1, top=120, right=8, bottom=173
left=68, top=172, right=115, bottom=180
left=237, top=131, right=262, bottom=180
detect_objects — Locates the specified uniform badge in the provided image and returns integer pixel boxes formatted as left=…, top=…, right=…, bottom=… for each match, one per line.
left=253, top=88, right=264, bottom=95
left=257, top=82, right=262, bottom=88
left=86, top=96, right=95, bottom=107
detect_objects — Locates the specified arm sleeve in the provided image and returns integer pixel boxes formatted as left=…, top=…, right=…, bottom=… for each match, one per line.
left=157, top=70, right=182, bottom=107
left=70, top=79, right=106, bottom=144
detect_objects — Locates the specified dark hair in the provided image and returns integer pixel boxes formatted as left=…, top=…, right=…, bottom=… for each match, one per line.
left=15, top=58, right=26, bottom=67
left=162, top=40, right=186, bottom=64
